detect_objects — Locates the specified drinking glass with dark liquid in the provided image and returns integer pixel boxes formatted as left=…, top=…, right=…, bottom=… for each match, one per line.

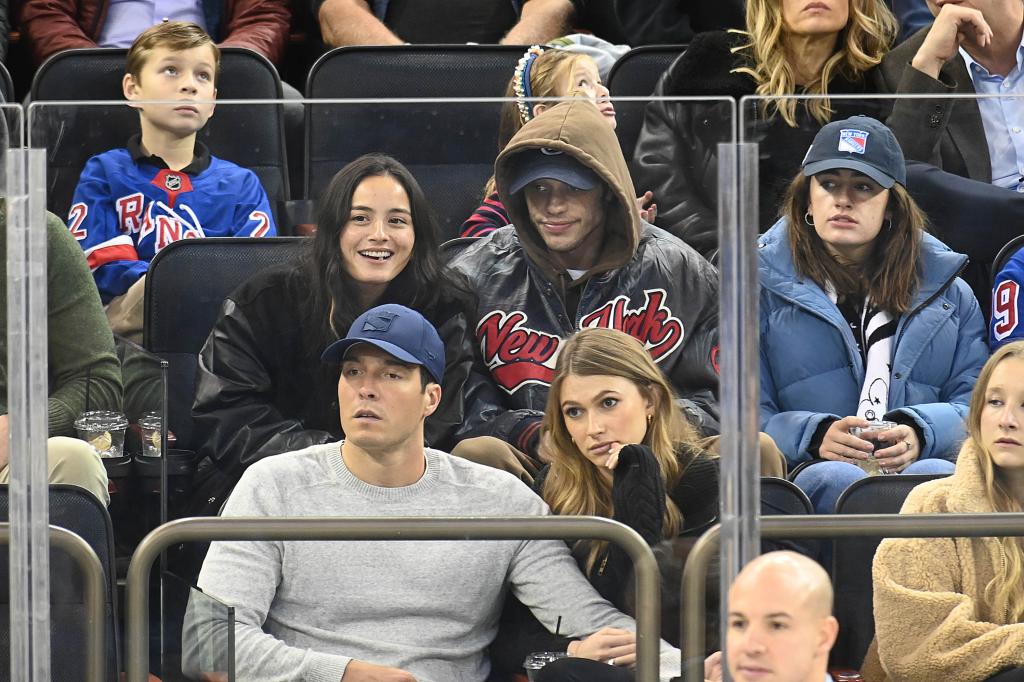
left=849, top=420, right=898, bottom=476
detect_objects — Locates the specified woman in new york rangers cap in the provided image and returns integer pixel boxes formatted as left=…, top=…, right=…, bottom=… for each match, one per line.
left=758, top=115, right=988, bottom=515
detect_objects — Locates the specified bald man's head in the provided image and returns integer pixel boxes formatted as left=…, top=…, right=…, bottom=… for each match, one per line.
left=726, top=551, right=838, bottom=682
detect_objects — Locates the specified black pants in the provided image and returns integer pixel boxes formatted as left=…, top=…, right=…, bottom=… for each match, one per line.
left=536, top=657, right=634, bottom=682
left=986, top=669, right=1024, bottom=681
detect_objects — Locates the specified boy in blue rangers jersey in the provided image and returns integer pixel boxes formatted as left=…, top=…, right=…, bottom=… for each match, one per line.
left=67, top=21, right=275, bottom=334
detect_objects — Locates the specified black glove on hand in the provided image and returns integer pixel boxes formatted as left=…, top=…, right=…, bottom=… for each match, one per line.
left=612, top=444, right=667, bottom=546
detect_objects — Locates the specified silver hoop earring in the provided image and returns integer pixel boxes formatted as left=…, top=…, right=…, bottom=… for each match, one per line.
left=804, top=212, right=814, bottom=226
left=884, top=218, right=892, bottom=231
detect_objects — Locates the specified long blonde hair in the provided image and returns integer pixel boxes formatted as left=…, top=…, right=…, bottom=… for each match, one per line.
left=730, top=0, right=897, bottom=126
left=541, top=328, right=703, bottom=572
left=966, top=341, right=1024, bottom=623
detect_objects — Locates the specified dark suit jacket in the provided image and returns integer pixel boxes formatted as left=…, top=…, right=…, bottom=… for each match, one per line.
left=876, top=25, right=991, bottom=182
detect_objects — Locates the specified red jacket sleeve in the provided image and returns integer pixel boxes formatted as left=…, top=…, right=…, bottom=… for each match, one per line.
left=220, top=0, right=291, bottom=65
left=20, top=0, right=98, bottom=65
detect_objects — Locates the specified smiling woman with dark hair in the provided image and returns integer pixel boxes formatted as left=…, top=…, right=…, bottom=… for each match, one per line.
left=759, top=116, right=988, bottom=515
left=187, top=153, right=479, bottom=516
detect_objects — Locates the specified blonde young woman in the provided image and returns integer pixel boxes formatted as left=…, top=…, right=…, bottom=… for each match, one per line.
left=460, top=46, right=655, bottom=237
left=490, top=327, right=718, bottom=682
left=864, top=341, right=1024, bottom=682
left=632, top=0, right=898, bottom=259
left=538, top=327, right=719, bottom=598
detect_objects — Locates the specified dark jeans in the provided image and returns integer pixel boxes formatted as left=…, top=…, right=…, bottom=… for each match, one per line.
left=986, top=669, right=1024, bottom=681
left=536, top=657, right=634, bottom=682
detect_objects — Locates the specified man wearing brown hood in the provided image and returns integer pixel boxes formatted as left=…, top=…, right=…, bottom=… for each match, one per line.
left=449, top=100, right=721, bottom=469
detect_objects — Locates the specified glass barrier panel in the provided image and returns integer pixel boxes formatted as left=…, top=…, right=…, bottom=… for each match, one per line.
left=164, top=571, right=235, bottom=682
left=29, top=95, right=738, bottom=679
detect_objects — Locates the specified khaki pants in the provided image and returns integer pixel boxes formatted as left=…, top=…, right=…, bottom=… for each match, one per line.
left=451, top=432, right=787, bottom=485
left=450, top=436, right=540, bottom=486
left=0, top=436, right=110, bottom=506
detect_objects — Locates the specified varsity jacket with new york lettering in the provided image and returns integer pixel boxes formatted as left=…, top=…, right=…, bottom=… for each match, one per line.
left=68, top=139, right=275, bottom=303
left=448, top=101, right=721, bottom=453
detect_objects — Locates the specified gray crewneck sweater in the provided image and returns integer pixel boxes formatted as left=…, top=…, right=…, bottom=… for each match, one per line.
left=189, top=442, right=680, bottom=681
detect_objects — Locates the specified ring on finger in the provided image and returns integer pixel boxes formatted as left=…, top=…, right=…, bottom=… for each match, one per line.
left=608, top=658, right=615, bottom=666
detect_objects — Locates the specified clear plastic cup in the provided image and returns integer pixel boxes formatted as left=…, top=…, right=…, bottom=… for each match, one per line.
left=138, top=411, right=162, bottom=457
left=523, top=652, right=569, bottom=682
left=850, top=420, right=899, bottom=476
left=74, top=411, right=129, bottom=458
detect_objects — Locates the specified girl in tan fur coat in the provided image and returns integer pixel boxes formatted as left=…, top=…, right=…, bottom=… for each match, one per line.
left=864, top=340, right=1024, bottom=682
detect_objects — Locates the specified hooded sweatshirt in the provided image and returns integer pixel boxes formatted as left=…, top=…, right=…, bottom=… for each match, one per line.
left=449, top=100, right=721, bottom=452
left=862, top=440, right=1024, bottom=681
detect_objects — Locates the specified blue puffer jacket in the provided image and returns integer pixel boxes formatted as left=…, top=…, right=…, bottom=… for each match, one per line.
left=758, top=219, right=988, bottom=467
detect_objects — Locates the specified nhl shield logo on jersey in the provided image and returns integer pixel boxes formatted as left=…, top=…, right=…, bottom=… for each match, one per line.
left=838, top=129, right=869, bottom=155
left=164, top=173, right=182, bottom=191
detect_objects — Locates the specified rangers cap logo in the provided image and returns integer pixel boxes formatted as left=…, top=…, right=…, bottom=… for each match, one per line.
left=362, top=311, right=397, bottom=333
left=837, top=129, right=869, bottom=155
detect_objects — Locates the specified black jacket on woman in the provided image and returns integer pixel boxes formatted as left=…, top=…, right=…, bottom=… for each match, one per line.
left=188, top=262, right=480, bottom=510
left=489, top=444, right=719, bottom=672
left=631, top=30, right=881, bottom=260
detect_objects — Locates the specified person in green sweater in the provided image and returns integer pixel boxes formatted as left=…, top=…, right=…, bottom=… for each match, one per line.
left=0, top=210, right=122, bottom=504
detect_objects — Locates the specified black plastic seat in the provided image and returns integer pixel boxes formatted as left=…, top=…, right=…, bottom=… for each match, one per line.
left=143, top=237, right=306, bottom=450
left=607, top=45, right=686, bottom=161
left=0, top=485, right=120, bottom=681
left=304, top=45, right=525, bottom=239
left=29, top=47, right=289, bottom=219
left=830, top=473, right=950, bottom=669
left=761, top=475, right=813, bottom=516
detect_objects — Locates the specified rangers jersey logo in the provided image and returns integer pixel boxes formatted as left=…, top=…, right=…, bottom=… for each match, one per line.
left=477, top=289, right=685, bottom=394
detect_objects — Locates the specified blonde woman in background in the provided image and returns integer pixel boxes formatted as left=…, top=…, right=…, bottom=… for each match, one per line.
left=865, top=341, right=1024, bottom=682
left=632, top=0, right=898, bottom=259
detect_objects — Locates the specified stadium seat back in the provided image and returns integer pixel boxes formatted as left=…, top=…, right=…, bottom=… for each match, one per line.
left=830, top=473, right=950, bottom=669
left=993, top=233, right=1024, bottom=280
left=607, top=45, right=686, bottom=161
left=0, top=485, right=120, bottom=681
left=761, top=476, right=813, bottom=516
left=29, top=47, right=289, bottom=218
left=304, top=45, right=525, bottom=239
left=143, top=237, right=306, bottom=450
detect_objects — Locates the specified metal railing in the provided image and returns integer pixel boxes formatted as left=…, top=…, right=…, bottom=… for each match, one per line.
left=0, top=523, right=106, bottom=682
left=125, top=515, right=661, bottom=682
left=680, top=512, right=1024, bottom=681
